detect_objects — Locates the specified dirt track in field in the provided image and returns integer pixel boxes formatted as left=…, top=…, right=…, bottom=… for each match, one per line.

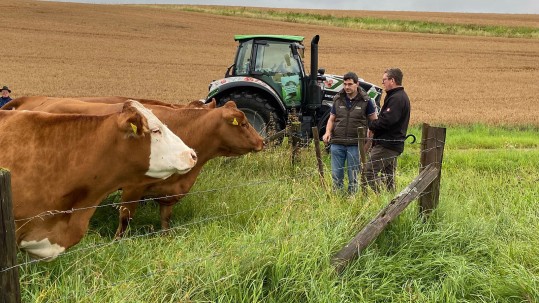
left=2, top=0, right=539, bottom=126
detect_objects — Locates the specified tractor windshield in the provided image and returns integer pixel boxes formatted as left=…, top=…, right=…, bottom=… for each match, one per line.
left=253, top=41, right=301, bottom=76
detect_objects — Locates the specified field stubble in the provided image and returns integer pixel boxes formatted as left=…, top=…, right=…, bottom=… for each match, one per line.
left=2, top=0, right=539, bottom=126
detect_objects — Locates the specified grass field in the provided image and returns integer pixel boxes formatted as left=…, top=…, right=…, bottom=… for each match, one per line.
left=1, top=0, right=539, bottom=302
left=15, top=126, right=539, bottom=302
left=168, top=6, right=539, bottom=38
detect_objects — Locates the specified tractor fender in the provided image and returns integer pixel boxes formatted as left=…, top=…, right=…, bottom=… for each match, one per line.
left=206, top=76, right=286, bottom=113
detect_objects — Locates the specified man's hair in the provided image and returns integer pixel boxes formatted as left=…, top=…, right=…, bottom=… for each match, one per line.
left=343, top=72, right=359, bottom=84
left=385, top=68, right=403, bottom=85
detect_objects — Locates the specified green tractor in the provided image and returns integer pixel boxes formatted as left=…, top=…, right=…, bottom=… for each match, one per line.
left=206, top=34, right=382, bottom=139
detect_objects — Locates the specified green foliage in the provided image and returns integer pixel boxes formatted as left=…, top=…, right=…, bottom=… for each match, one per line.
left=153, top=5, right=539, bottom=39
left=15, top=125, right=539, bottom=302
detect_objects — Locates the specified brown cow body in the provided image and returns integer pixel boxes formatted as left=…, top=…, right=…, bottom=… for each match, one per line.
left=78, top=96, right=184, bottom=108
left=114, top=101, right=264, bottom=238
left=0, top=100, right=197, bottom=260
left=5, top=96, right=264, bottom=239
left=4, top=96, right=210, bottom=112
left=4, top=96, right=126, bottom=114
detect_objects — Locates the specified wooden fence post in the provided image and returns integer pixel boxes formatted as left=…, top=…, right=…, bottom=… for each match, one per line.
left=418, top=123, right=446, bottom=218
left=357, top=127, right=367, bottom=193
left=290, top=122, right=301, bottom=165
left=311, top=127, right=325, bottom=187
left=1, top=169, right=22, bottom=303
left=331, top=164, right=440, bottom=274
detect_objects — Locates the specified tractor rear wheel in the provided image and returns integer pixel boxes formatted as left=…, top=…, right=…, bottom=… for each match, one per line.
left=219, top=91, right=283, bottom=138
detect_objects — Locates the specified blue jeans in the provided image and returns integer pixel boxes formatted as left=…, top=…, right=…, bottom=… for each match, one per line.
left=330, top=144, right=360, bottom=194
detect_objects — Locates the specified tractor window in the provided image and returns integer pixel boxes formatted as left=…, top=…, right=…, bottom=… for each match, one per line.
left=252, top=41, right=303, bottom=106
left=234, top=40, right=253, bottom=75
left=253, top=41, right=301, bottom=76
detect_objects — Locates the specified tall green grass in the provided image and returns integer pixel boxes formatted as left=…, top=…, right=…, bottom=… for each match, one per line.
left=144, top=5, right=539, bottom=39
left=14, top=125, right=539, bottom=302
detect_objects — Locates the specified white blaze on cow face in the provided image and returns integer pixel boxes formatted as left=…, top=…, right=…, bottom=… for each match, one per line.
left=19, top=238, right=66, bottom=261
left=129, top=101, right=197, bottom=178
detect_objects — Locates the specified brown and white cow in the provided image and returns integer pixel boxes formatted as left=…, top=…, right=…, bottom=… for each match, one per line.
left=8, top=96, right=265, bottom=238
left=112, top=100, right=264, bottom=238
left=0, top=100, right=197, bottom=260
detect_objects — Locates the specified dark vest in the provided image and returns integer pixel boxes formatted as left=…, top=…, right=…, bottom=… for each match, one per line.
left=330, top=89, right=370, bottom=146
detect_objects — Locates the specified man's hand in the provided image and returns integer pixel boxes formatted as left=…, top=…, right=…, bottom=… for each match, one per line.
left=322, top=132, right=331, bottom=144
left=364, top=129, right=373, bottom=153
left=363, top=140, right=372, bottom=154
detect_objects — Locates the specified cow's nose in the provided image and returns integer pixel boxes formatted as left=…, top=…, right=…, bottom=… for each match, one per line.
left=257, top=140, right=265, bottom=151
left=190, top=149, right=197, bottom=164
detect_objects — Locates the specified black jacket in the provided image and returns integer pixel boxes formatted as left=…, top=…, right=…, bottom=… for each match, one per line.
left=369, top=87, right=410, bottom=154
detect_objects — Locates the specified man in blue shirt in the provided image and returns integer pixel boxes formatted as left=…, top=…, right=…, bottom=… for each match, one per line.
left=0, top=86, right=13, bottom=108
left=322, top=72, right=378, bottom=195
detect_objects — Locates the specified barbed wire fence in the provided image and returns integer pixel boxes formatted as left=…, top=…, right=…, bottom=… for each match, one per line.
left=0, top=123, right=445, bottom=301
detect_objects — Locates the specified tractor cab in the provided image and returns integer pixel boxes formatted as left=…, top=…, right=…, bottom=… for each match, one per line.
left=226, top=35, right=307, bottom=108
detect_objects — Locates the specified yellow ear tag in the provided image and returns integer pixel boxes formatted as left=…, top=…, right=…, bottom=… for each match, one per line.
left=130, top=123, right=138, bottom=135
left=232, top=118, right=239, bottom=126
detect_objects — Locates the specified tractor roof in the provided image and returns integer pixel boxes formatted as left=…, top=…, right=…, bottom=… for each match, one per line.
left=234, top=35, right=305, bottom=42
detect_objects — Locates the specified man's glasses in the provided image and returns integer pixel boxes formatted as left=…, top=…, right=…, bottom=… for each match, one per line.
left=382, top=77, right=392, bottom=83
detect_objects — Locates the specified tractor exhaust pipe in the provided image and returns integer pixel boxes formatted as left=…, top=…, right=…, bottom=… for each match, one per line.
left=310, top=35, right=320, bottom=83
left=306, top=35, right=322, bottom=110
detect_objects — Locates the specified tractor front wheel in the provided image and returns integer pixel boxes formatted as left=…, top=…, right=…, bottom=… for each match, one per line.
left=219, top=91, right=283, bottom=138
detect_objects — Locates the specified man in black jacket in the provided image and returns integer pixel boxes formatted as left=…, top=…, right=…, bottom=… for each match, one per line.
left=364, top=68, right=410, bottom=192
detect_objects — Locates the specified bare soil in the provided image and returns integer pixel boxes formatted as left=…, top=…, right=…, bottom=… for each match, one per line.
left=2, top=0, right=539, bottom=125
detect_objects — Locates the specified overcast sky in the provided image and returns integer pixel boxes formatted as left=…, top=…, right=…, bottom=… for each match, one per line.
left=53, top=0, right=539, bottom=14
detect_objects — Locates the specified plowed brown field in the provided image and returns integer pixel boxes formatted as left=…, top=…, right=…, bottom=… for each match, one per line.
left=2, top=0, right=539, bottom=125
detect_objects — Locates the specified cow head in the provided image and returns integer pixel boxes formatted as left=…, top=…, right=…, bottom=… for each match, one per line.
left=124, top=100, right=197, bottom=178
left=218, top=101, right=264, bottom=156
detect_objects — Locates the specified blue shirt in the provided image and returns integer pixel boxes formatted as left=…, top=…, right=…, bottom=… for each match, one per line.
left=0, top=97, right=12, bottom=108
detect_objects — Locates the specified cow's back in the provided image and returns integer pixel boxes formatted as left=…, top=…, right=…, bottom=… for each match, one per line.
left=79, top=96, right=182, bottom=108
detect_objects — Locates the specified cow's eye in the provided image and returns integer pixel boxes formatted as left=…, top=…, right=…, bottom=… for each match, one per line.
left=151, top=128, right=161, bottom=134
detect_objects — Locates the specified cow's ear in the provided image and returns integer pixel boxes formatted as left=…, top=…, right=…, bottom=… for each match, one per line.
left=223, top=100, right=237, bottom=109
left=207, top=98, right=217, bottom=109
left=118, top=102, right=148, bottom=137
left=224, top=112, right=245, bottom=126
